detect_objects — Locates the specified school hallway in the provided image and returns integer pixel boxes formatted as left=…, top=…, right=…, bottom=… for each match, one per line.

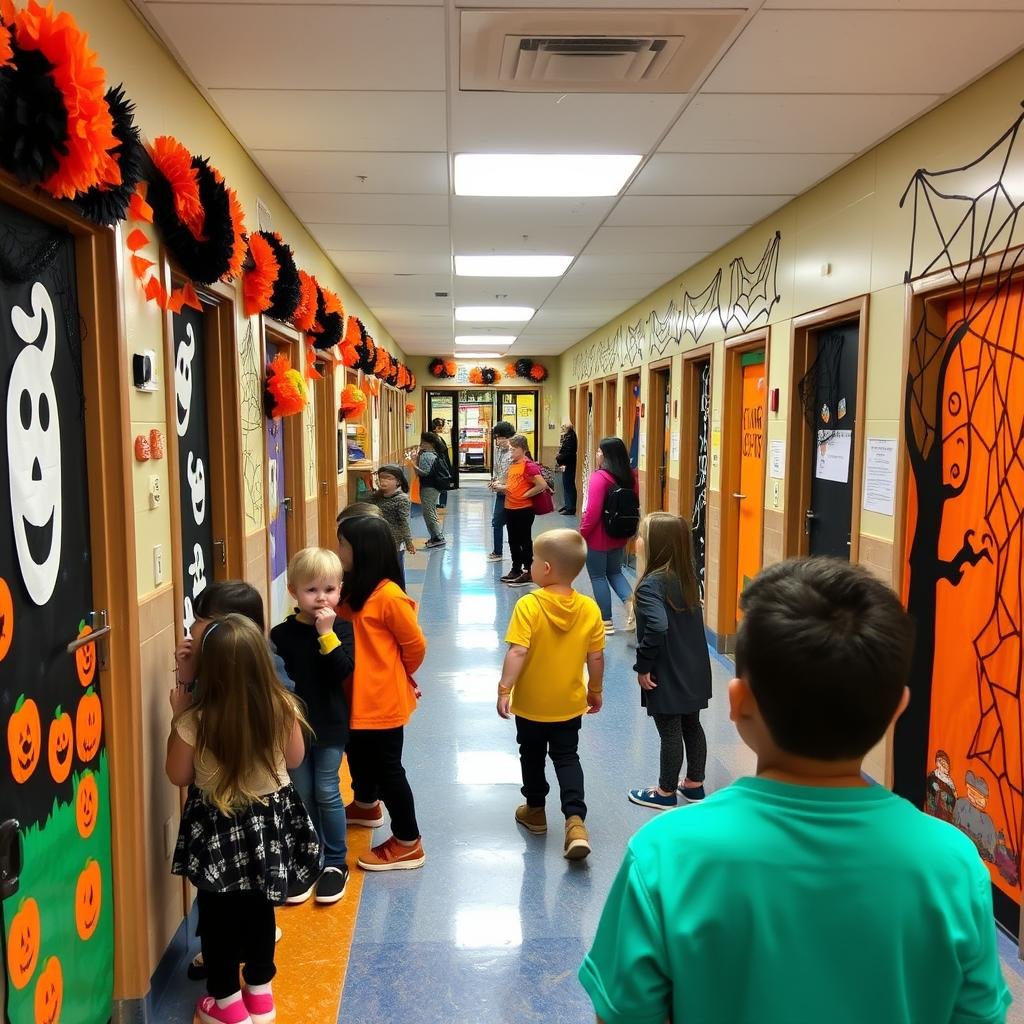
left=145, top=483, right=1024, bottom=1023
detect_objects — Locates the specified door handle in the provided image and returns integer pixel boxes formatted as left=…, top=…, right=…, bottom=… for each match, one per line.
left=212, top=538, right=226, bottom=567
left=0, top=819, right=23, bottom=900
left=281, top=497, right=293, bottom=515
left=805, top=509, right=817, bottom=535
left=732, top=492, right=746, bottom=500
left=66, top=609, right=110, bottom=671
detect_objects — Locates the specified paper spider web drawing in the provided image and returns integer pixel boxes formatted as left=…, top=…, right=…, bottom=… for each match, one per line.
left=239, top=320, right=265, bottom=527
left=722, top=231, right=781, bottom=335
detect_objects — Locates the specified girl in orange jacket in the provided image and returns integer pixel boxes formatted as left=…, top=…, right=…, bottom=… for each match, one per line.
left=337, top=515, right=428, bottom=871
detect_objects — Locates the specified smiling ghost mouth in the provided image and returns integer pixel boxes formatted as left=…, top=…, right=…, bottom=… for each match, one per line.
left=23, top=509, right=54, bottom=565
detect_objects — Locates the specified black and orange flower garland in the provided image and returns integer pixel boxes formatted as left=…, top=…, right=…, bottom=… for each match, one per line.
left=469, top=366, right=501, bottom=385
left=506, top=358, right=548, bottom=382
left=429, top=358, right=456, bottom=379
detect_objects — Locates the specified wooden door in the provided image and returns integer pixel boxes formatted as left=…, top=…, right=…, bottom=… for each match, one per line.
left=315, top=364, right=340, bottom=547
left=647, top=366, right=671, bottom=513
left=734, top=353, right=766, bottom=617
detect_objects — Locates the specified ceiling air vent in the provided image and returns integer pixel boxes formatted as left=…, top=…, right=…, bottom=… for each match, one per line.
left=460, top=10, right=745, bottom=94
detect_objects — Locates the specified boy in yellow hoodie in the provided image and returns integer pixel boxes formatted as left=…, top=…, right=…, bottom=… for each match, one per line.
left=497, top=529, right=606, bottom=859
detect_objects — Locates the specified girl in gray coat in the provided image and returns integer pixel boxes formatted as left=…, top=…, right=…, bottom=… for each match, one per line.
left=627, top=513, right=712, bottom=810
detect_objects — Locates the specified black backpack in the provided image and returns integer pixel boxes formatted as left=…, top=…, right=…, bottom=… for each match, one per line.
left=427, top=455, right=453, bottom=491
left=602, top=477, right=640, bottom=538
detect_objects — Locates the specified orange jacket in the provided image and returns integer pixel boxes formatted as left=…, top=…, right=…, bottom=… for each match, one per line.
left=338, top=581, right=427, bottom=729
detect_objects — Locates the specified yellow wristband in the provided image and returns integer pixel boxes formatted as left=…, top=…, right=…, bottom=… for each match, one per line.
left=318, top=632, right=341, bottom=654
left=498, top=687, right=513, bottom=696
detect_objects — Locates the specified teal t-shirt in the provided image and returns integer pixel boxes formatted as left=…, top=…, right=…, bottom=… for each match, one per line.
left=580, top=777, right=1011, bottom=1024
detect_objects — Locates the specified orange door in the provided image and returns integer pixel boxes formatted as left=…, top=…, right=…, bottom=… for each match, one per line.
left=735, top=355, right=766, bottom=620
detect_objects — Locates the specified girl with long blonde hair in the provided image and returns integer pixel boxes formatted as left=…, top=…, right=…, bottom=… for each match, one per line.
left=626, top=513, right=713, bottom=810
left=166, top=613, right=321, bottom=1024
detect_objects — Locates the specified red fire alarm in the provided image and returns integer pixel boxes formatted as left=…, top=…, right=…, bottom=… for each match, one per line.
left=770, top=387, right=780, bottom=413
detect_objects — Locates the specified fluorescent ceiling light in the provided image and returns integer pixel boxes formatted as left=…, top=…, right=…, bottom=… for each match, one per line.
left=454, top=154, right=641, bottom=197
left=455, top=306, right=534, bottom=323
left=455, top=255, right=572, bottom=278
left=456, top=352, right=504, bottom=359
left=456, top=336, right=515, bottom=346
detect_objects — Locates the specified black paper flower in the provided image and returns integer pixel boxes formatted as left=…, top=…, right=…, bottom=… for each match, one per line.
left=261, top=231, right=301, bottom=321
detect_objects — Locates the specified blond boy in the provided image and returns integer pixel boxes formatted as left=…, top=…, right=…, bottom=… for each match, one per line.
left=496, top=529, right=605, bottom=859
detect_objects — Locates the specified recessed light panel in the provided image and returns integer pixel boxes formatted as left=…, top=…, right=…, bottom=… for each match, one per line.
left=454, top=154, right=641, bottom=197
left=456, top=336, right=516, bottom=346
left=455, top=255, right=572, bottom=277
left=455, top=352, right=504, bottom=359
left=455, top=306, right=534, bottom=323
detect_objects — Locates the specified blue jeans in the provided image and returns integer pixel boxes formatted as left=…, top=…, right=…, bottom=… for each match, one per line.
left=585, top=546, right=632, bottom=621
left=289, top=744, right=347, bottom=867
left=491, top=493, right=506, bottom=555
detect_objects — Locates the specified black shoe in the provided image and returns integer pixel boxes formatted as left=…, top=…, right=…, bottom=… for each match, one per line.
left=500, top=570, right=519, bottom=583
left=186, top=953, right=207, bottom=981
left=508, top=571, right=533, bottom=587
left=314, top=865, right=349, bottom=905
left=285, top=878, right=315, bottom=904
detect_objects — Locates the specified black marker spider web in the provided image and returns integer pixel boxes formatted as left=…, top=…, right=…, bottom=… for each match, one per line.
left=648, top=300, right=682, bottom=357
left=897, top=100, right=1024, bottom=904
left=239, top=320, right=264, bottom=527
left=624, top=318, right=645, bottom=367
left=680, top=270, right=723, bottom=345
left=723, top=231, right=781, bottom=335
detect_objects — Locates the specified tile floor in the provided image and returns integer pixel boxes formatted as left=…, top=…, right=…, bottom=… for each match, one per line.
left=152, top=482, right=1024, bottom=1023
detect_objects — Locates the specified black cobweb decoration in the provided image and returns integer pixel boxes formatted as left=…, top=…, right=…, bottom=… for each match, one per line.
left=648, top=301, right=682, bottom=357
left=797, top=330, right=844, bottom=443
left=723, top=231, right=781, bottom=335
left=680, top=271, right=723, bottom=344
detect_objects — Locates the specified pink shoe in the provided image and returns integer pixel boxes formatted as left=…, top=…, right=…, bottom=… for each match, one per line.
left=242, top=986, right=276, bottom=1024
left=196, top=995, right=252, bottom=1024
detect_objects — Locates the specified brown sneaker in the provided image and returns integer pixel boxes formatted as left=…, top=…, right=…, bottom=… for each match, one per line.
left=345, top=800, right=384, bottom=828
left=564, top=815, right=591, bottom=860
left=515, top=804, right=547, bottom=834
left=357, top=835, right=425, bottom=872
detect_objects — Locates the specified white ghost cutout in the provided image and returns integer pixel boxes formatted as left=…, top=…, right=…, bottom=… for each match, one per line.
left=175, top=323, right=196, bottom=437
left=188, top=542, right=207, bottom=599
left=187, top=451, right=206, bottom=525
left=7, top=282, right=62, bottom=606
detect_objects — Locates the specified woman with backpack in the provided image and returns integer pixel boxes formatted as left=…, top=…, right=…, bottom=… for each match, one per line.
left=406, top=433, right=450, bottom=549
left=579, top=436, right=640, bottom=635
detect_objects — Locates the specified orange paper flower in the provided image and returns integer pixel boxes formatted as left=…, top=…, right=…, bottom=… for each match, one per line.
left=468, top=368, right=483, bottom=385
left=244, top=232, right=278, bottom=317
left=148, top=136, right=203, bottom=239
left=340, top=382, right=367, bottom=421
left=293, top=270, right=317, bottom=332
left=222, top=181, right=246, bottom=281
left=266, top=353, right=307, bottom=418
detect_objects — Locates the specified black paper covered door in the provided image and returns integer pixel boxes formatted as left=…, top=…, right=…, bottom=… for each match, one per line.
left=173, top=304, right=215, bottom=634
left=0, top=202, right=113, bottom=1022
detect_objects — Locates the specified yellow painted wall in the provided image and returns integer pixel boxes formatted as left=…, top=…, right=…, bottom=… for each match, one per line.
left=560, top=50, right=1024, bottom=555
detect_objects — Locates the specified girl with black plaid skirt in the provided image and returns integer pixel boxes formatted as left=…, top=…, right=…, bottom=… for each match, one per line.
left=167, top=614, right=321, bottom=1024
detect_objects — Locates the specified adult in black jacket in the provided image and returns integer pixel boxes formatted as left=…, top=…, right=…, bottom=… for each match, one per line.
left=430, top=419, right=454, bottom=509
left=555, top=420, right=578, bottom=515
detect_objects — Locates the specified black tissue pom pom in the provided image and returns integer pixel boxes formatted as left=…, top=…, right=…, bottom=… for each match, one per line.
left=0, top=45, right=69, bottom=186
left=355, top=323, right=377, bottom=374
left=71, top=84, right=144, bottom=226
left=146, top=154, right=233, bottom=285
left=514, top=358, right=533, bottom=379
left=385, top=355, right=400, bottom=386
left=261, top=231, right=301, bottom=321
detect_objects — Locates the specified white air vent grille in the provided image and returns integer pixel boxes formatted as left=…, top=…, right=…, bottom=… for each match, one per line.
left=461, top=10, right=744, bottom=94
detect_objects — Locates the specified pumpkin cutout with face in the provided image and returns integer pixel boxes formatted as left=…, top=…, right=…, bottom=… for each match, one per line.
left=47, top=707, right=73, bottom=784
left=75, top=619, right=95, bottom=687
left=75, top=688, right=101, bottom=762
left=7, top=897, right=40, bottom=990
left=76, top=770, right=98, bottom=839
left=75, top=860, right=101, bottom=941
left=33, top=956, right=62, bottom=1024
left=8, top=694, right=41, bottom=783
left=0, top=576, right=12, bottom=662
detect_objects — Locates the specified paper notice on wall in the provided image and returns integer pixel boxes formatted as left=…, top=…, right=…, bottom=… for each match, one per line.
left=502, top=404, right=516, bottom=420
left=670, top=430, right=680, bottom=461
left=769, top=439, right=785, bottom=480
left=711, top=429, right=721, bottom=469
left=519, top=414, right=534, bottom=432
left=639, top=431, right=648, bottom=462
left=863, top=437, right=898, bottom=516
left=815, top=430, right=852, bottom=483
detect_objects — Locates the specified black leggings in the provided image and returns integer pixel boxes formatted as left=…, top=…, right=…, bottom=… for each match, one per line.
left=346, top=727, right=420, bottom=841
left=504, top=507, right=536, bottom=573
left=653, top=712, right=707, bottom=792
left=197, top=889, right=276, bottom=999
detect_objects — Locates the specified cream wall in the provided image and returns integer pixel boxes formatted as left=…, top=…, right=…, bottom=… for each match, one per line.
left=56, top=0, right=409, bottom=986
left=560, top=48, right=1024, bottom=561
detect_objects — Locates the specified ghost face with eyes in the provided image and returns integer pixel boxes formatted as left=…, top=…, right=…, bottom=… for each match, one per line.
left=175, top=323, right=196, bottom=438
left=6, top=283, right=62, bottom=606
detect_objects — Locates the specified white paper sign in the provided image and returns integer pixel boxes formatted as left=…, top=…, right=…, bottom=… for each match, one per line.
left=769, top=439, right=785, bottom=480
left=502, top=404, right=516, bottom=419
left=519, top=414, right=534, bottom=432
left=639, top=431, right=648, bottom=461
left=863, top=437, right=898, bottom=516
left=670, top=430, right=680, bottom=461
left=815, top=429, right=852, bottom=484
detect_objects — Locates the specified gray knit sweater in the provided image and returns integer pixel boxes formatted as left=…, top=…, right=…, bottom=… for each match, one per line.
left=370, top=490, right=413, bottom=547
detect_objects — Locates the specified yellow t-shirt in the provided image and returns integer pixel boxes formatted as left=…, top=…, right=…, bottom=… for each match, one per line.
left=505, top=588, right=605, bottom=721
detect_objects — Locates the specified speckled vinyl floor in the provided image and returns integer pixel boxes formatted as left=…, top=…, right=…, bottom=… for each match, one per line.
left=151, top=484, right=1024, bottom=1023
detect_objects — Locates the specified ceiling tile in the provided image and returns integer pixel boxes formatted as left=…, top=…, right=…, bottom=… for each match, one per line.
left=608, top=194, right=788, bottom=226
left=329, top=252, right=452, bottom=275
left=661, top=93, right=941, bottom=154
left=285, top=194, right=450, bottom=226
left=308, top=224, right=450, bottom=253
left=450, top=92, right=683, bottom=153
left=210, top=90, right=446, bottom=151
left=255, top=152, right=449, bottom=195
left=587, top=224, right=746, bottom=254
left=704, top=10, right=1024, bottom=94
left=146, top=4, right=445, bottom=89
left=574, top=252, right=708, bottom=277
left=628, top=153, right=851, bottom=196
left=451, top=279, right=554, bottom=306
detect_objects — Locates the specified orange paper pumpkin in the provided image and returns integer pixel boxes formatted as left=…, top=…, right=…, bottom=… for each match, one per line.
left=75, top=860, right=102, bottom=941
left=47, top=706, right=73, bottom=785
left=75, top=620, right=95, bottom=687
left=7, top=695, right=40, bottom=783
left=75, top=688, right=102, bottom=763
left=0, top=576, right=12, bottom=663
left=6, top=897, right=40, bottom=990
left=33, top=956, right=62, bottom=1024
left=76, top=770, right=99, bottom=839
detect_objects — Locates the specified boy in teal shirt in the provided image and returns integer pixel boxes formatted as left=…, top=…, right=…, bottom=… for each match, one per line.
left=580, top=558, right=1011, bottom=1024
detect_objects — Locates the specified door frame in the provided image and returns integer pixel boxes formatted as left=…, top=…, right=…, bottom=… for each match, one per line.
left=645, top=359, right=672, bottom=514
left=603, top=375, right=618, bottom=442
left=314, top=356, right=341, bottom=548
left=678, top=343, right=714, bottom=556
left=0, top=180, right=149, bottom=1004
left=783, top=296, right=869, bottom=560
left=717, top=328, right=770, bottom=641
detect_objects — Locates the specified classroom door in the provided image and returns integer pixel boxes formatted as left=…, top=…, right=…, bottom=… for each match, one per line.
left=0, top=205, right=113, bottom=1023
left=690, top=360, right=712, bottom=603
left=497, top=390, right=538, bottom=459
left=457, top=390, right=494, bottom=474
left=425, top=391, right=457, bottom=486
left=806, top=321, right=859, bottom=559
left=648, top=367, right=670, bottom=512
left=735, top=352, right=766, bottom=619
